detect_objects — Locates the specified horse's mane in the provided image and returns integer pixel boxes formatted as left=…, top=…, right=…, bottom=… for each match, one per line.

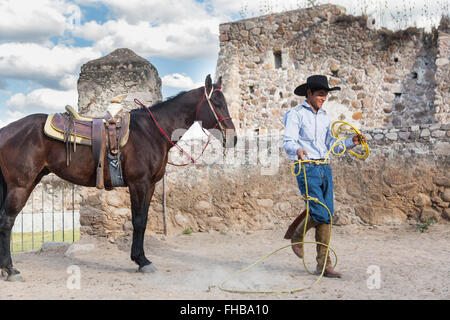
left=130, top=90, right=189, bottom=115
left=129, top=84, right=224, bottom=115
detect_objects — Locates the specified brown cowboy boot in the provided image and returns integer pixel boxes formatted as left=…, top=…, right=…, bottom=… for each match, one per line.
left=284, top=209, right=307, bottom=239
left=315, top=223, right=342, bottom=278
left=286, top=210, right=317, bottom=259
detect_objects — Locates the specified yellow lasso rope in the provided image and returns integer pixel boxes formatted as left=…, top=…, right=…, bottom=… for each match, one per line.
left=331, top=121, right=369, bottom=160
left=218, top=121, right=368, bottom=294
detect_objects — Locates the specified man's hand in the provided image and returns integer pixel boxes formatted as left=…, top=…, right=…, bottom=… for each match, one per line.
left=352, top=133, right=367, bottom=145
left=297, top=148, right=308, bottom=161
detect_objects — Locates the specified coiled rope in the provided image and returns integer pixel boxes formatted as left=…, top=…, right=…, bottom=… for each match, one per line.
left=218, top=121, right=368, bottom=294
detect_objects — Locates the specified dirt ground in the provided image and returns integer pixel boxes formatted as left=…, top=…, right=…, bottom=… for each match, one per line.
left=1, top=223, right=449, bottom=300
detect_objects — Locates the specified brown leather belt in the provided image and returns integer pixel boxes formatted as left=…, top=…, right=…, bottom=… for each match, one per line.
left=306, top=159, right=330, bottom=165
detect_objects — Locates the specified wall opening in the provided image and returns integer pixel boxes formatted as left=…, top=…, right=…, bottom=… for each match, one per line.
left=274, top=50, right=282, bottom=69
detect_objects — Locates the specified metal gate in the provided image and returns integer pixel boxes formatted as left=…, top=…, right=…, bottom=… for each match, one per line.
left=10, top=174, right=80, bottom=253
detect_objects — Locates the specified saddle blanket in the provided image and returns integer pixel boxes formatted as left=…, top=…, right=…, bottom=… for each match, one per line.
left=43, top=110, right=130, bottom=148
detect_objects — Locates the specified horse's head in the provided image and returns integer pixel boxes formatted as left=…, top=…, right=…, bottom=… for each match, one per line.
left=196, top=74, right=237, bottom=148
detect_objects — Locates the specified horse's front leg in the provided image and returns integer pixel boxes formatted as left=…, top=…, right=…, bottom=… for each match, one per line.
left=0, top=186, right=35, bottom=282
left=129, top=182, right=156, bottom=273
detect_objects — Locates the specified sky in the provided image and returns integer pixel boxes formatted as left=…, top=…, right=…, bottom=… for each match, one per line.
left=0, top=0, right=448, bottom=128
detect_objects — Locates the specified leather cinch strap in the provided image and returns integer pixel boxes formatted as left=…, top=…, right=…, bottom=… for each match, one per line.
left=92, top=118, right=106, bottom=189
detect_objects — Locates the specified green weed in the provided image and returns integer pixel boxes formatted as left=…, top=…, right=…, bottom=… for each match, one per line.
left=415, top=216, right=436, bottom=233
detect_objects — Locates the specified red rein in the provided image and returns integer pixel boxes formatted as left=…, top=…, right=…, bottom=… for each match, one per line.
left=134, top=87, right=231, bottom=167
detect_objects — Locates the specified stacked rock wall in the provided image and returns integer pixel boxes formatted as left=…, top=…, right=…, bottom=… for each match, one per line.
left=77, top=48, right=162, bottom=116
left=22, top=175, right=81, bottom=214
left=80, top=122, right=450, bottom=240
left=76, top=49, right=162, bottom=240
left=333, top=123, right=450, bottom=226
left=77, top=6, right=449, bottom=240
left=217, top=4, right=449, bottom=132
left=434, top=19, right=450, bottom=123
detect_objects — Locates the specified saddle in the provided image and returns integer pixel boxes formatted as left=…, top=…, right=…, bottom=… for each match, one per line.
left=44, top=96, right=130, bottom=189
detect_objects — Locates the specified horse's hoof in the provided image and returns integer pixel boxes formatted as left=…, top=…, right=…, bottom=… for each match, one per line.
left=138, top=263, right=157, bottom=273
left=6, top=273, right=24, bottom=282
left=2, top=267, right=24, bottom=282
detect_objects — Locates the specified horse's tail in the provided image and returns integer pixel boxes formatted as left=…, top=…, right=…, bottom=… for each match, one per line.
left=0, top=165, right=7, bottom=211
left=0, top=126, right=7, bottom=210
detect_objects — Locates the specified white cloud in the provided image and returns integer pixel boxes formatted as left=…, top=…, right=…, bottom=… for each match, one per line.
left=206, top=0, right=244, bottom=15
left=0, top=0, right=81, bottom=43
left=0, top=43, right=101, bottom=89
left=0, top=109, right=27, bottom=128
left=84, top=0, right=215, bottom=24
left=162, top=73, right=203, bottom=90
left=72, top=0, right=226, bottom=60
left=6, top=88, right=78, bottom=111
left=58, top=74, right=79, bottom=90
left=5, top=110, right=26, bottom=120
left=73, top=18, right=220, bottom=60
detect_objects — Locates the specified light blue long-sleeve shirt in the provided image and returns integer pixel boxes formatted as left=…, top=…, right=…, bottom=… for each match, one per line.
left=283, top=101, right=355, bottom=161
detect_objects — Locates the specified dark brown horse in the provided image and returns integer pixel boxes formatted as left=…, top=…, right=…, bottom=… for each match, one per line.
left=0, top=75, right=236, bottom=281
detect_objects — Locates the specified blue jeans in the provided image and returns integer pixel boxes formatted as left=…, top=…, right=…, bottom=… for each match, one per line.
left=294, top=163, right=334, bottom=224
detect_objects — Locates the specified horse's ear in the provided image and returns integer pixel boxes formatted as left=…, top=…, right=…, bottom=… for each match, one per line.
left=216, top=76, right=222, bottom=88
left=205, top=74, right=212, bottom=94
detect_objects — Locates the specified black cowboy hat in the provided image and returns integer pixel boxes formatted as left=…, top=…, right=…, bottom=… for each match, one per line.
left=294, top=75, right=341, bottom=96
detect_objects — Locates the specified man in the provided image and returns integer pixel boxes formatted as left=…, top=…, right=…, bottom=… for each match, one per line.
left=282, top=75, right=366, bottom=278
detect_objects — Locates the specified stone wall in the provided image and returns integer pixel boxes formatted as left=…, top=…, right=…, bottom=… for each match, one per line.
left=77, top=6, right=449, bottom=240
left=332, top=123, right=450, bottom=225
left=216, top=4, right=449, bottom=132
left=77, top=48, right=162, bottom=116
left=23, top=175, right=81, bottom=214
left=80, top=122, right=450, bottom=240
left=434, top=18, right=450, bottom=123
left=77, top=48, right=162, bottom=240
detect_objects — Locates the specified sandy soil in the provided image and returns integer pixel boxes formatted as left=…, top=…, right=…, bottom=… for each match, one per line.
left=1, top=223, right=449, bottom=300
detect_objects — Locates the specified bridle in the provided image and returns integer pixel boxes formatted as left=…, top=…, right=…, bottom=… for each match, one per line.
left=134, top=86, right=232, bottom=166
left=197, top=86, right=229, bottom=129
left=196, top=85, right=232, bottom=138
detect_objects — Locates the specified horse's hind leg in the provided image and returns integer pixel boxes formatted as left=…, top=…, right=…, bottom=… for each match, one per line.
left=0, top=187, right=34, bottom=281
left=0, top=207, right=17, bottom=281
